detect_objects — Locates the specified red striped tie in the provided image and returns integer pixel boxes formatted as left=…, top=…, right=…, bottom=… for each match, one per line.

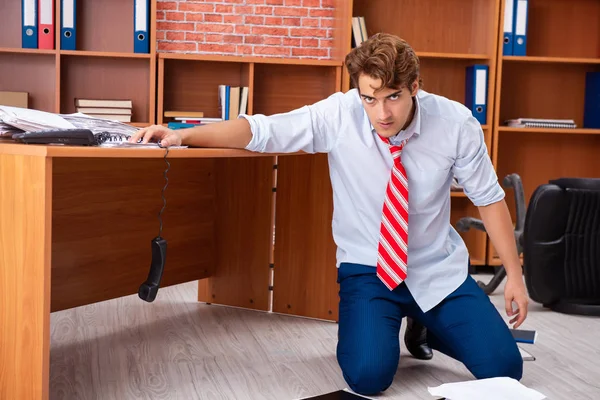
left=377, top=137, right=409, bottom=290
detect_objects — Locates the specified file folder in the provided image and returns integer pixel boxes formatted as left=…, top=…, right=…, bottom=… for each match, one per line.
left=38, top=0, right=54, bottom=49
left=583, top=72, right=600, bottom=129
left=465, top=65, right=488, bottom=125
left=22, top=0, right=38, bottom=49
left=502, top=0, right=515, bottom=55
left=60, top=0, right=76, bottom=50
left=513, top=0, right=528, bottom=56
left=134, top=0, right=150, bottom=53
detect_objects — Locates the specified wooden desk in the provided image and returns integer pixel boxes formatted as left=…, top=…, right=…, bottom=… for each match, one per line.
left=0, top=143, right=338, bottom=400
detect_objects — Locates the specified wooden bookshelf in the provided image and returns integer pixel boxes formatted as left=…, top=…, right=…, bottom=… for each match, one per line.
left=344, top=0, right=502, bottom=266
left=157, top=53, right=342, bottom=124
left=0, top=0, right=157, bottom=125
left=488, top=0, right=600, bottom=265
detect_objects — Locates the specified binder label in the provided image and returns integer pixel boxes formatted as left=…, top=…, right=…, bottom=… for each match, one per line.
left=24, top=0, right=36, bottom=25
left=63, top=0, right=75, bottom=28
left=135, top=0, right=148, bottom=31
left=475, top=69, right=487, bottom=105
left=40, top=0, right=52, bottom=24
left=503, top=0, right=514, bottom=32
left=515, top=0, right=527, bottom=35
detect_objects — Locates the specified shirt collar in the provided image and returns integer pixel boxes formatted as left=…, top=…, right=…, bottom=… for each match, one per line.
left=370, top=92, right=421, bottom=145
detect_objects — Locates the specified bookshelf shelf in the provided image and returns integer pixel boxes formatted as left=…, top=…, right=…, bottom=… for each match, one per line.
left=0, top=48, right=58, bottom=55
left=72, top=0, right=153, bottom=54
left=498, top=127, right=600, bottom=135
left=451, top=191, right=467, bottom=198
left=497, top=62, right=599, bottom=131
left=0, top=52, right=57, bottom=113
left=352, top=0, right=499, bottom=56
left=59, top=50, right=152, bottom=59
left=489, top=0, right=600, bottom=265
left=158, top=58, right=252, bottom=124
left=60, top=55, right=152, bottom=124
left=418, top=52, right=491, bottom=61
left=253, top=63, right=340, bottom=115
left=159, top=52, right=341, bottom=67
left=503, top=56, right=600, bottom=65
left=521, top=0, right=599, bottom=59
left=157, top=55, right=342, bottom=124
left=0, top=1, right=29, bottom=49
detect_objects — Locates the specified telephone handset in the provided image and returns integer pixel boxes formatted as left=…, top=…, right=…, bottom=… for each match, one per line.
left=139, top=145, right=170, bottom=302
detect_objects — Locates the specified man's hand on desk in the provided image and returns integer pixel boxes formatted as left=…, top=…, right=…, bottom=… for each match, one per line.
left=129, top=125, right=182, bottom=147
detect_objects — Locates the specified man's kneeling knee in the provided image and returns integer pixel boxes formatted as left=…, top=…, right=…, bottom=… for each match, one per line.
left=340, top=359, right=397, bottom=395
left=478, top=351, right=523, bottom=381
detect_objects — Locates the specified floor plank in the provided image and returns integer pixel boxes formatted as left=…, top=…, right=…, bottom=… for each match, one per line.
left=50, top=274, right=600, bottom=399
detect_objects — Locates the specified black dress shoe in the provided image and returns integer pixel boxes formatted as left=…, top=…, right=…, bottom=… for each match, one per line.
left=404, top=317, right=433, bottom=360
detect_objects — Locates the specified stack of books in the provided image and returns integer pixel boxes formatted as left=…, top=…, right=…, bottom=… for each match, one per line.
left=505, top=118, right=576, bottom=129
left=75, top=98, right=133, bottom=123
left=164, top=111, right=223, bottom=130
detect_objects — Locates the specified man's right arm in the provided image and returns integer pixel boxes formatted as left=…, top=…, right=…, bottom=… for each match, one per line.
left=131, top=91, right=347, bottom=152
left=179, top=117, right=253, bottom=149
left=131, top=117, right=253, bottom=149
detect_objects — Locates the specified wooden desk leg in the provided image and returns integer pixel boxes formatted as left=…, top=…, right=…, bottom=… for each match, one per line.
left=0, top=154, right=52, bottom=400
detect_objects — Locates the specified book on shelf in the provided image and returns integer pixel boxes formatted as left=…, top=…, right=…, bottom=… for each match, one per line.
left=74, top=98, right=133, bottom=123
left=351, top=16, right=367, bottom=48
left=218, top=85, right=249, bottom=120
left=164, top=111, right=222, bottom=124
left=164, top=111, right=205, bottom=118
left=0, top=91, right=29, bottom=108
left=505, top=118, right=577, bottom=129
left=583, top=71, right=600, bottom=129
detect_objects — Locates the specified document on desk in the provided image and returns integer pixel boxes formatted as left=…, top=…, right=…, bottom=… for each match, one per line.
left=427, top=377, right=546, bottom=400
left=0, top=105, right=76, bottom=131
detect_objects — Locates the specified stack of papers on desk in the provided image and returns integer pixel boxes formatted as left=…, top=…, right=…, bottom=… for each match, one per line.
left=61, top=113, right=139, bottom=136
left=0, top=121, right=23, bottom=137
left=0, top=106, right=139, bottom=137
left=428, top=377, right=546, bottom=400
left=0, top=106, right=189, bottom=148
left=0, top=105, right=76, bottom=132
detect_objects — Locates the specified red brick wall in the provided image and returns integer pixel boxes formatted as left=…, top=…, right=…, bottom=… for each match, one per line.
left=156, top=0, right=337, bottom=59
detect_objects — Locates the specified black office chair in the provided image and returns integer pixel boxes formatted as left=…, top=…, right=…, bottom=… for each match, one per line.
left=456, top=174, right=600, bottom=316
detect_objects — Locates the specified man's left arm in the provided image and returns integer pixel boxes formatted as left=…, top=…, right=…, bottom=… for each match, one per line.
left=452, top=116, right=529, bottom=328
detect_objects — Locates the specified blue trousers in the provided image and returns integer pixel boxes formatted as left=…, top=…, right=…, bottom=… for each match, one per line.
left=336, top=263, right=523, bottom=395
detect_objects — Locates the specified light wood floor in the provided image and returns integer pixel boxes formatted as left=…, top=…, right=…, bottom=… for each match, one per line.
left=50, top=273, right=600, bottom=400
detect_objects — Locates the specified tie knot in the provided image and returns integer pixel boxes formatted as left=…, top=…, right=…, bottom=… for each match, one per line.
left=378, top=134, right=406, bottom=161
left=390, top=144, right=403, bottom=160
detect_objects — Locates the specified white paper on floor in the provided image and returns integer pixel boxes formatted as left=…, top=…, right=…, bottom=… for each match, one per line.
left=427, top=377, right=546, bottom=400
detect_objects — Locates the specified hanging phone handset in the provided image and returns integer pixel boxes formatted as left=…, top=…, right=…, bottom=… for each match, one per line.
left=139, top=144, right=170, bottom=302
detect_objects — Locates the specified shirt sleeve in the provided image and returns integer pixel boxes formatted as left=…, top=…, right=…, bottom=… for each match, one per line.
left=239, top=92, right=345, bottom=154
left=452, top=116, right=505, bottom=206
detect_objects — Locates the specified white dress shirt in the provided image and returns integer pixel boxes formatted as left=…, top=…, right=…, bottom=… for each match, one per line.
left=240, top=89, right=504, bottom=312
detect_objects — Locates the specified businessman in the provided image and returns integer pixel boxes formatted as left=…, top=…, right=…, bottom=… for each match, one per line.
left=131, top=33, right=529, bottom=396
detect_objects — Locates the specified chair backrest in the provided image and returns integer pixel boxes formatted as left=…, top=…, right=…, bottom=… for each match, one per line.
left=522, top=178, right=600, bottom=306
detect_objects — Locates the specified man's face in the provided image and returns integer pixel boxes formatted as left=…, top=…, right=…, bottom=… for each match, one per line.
left=357, top=74, right=418, bottom=138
